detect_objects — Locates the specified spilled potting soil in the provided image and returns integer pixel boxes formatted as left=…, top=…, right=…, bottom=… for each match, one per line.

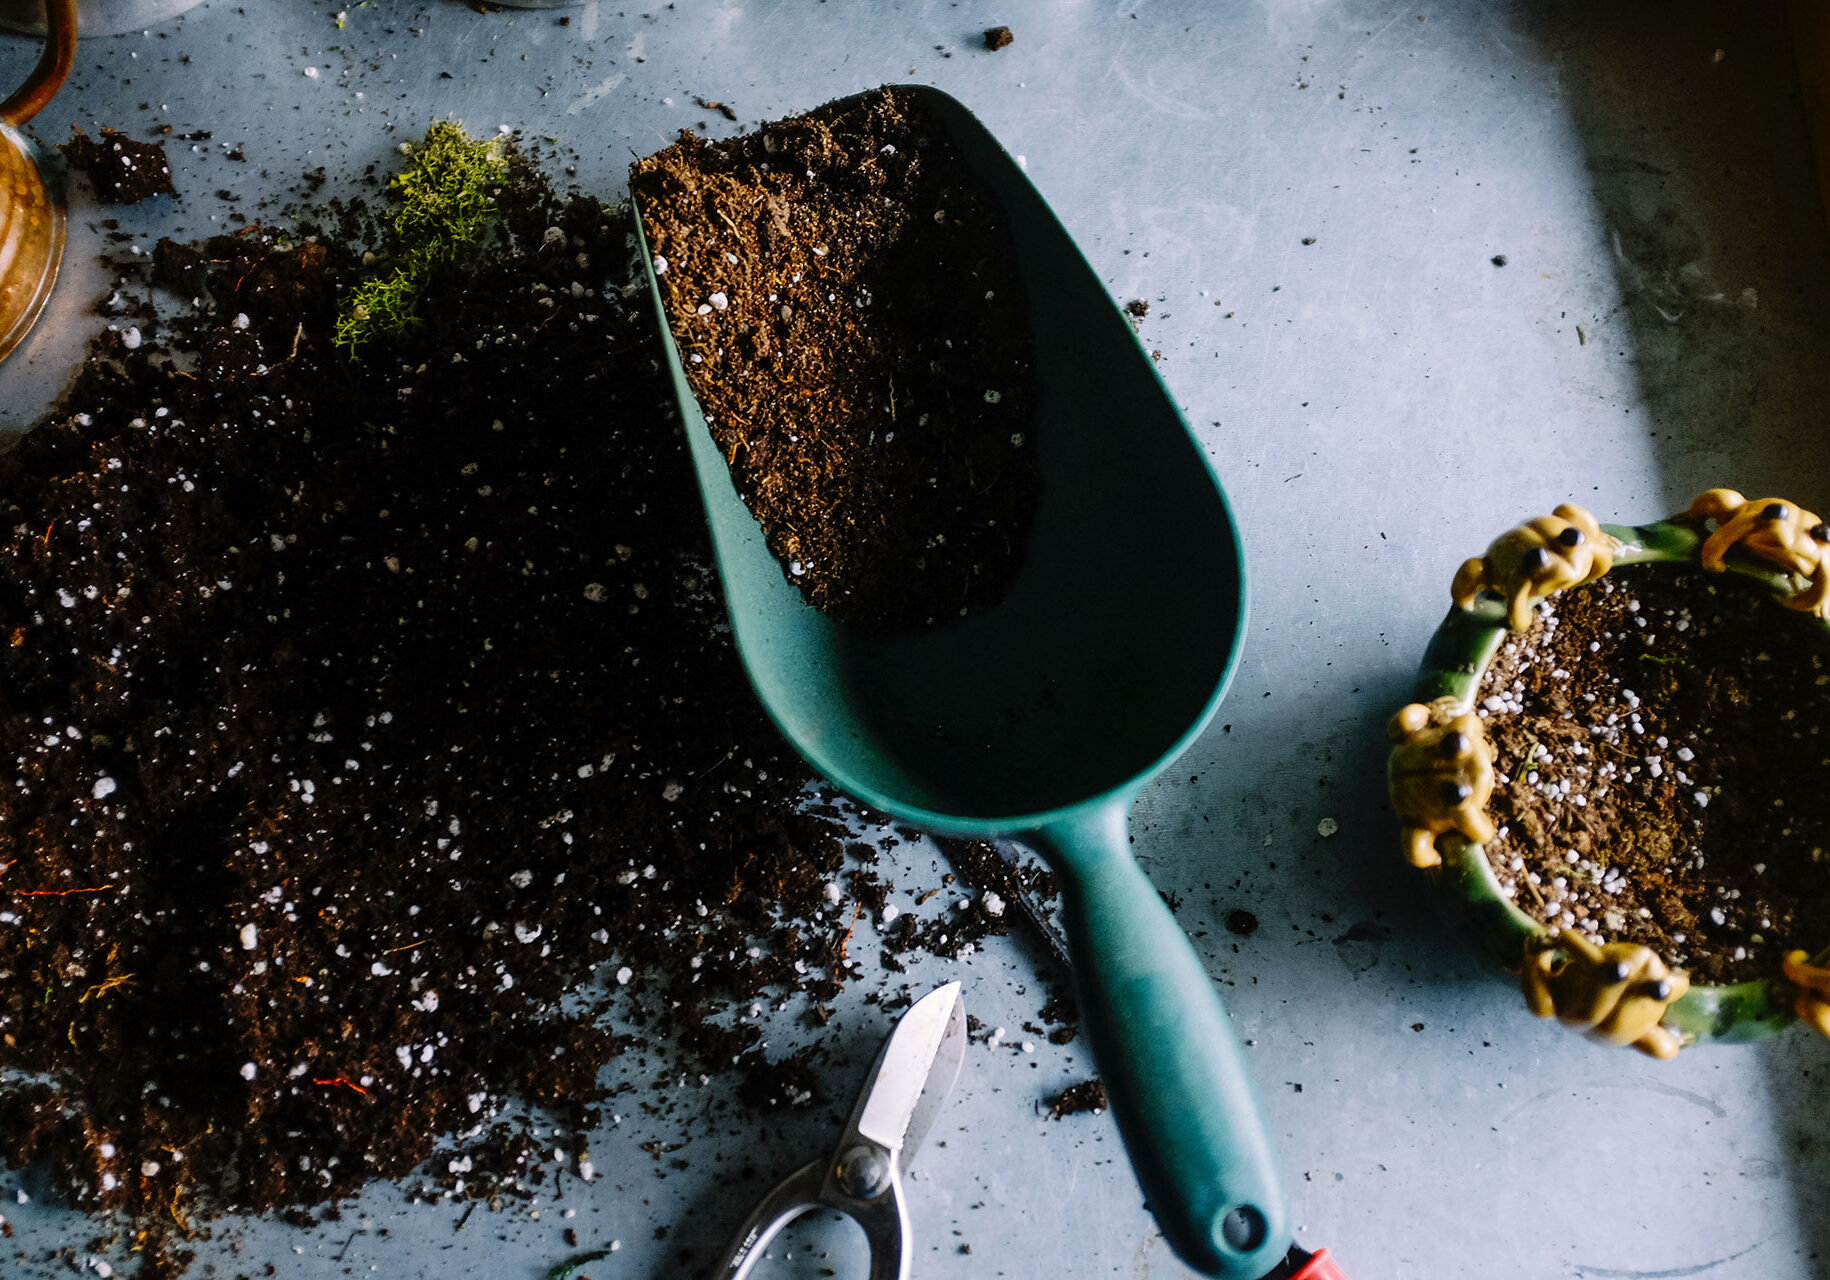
left=0, top=131, right=1058, bottom=1274
left=1477, top=564, right=1830, bottom=985
left=630, top=86, right=1040, bottom=634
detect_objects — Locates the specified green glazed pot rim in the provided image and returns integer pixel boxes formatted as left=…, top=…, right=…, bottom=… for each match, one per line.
left=1411, top=515, right=1817, bottom=1044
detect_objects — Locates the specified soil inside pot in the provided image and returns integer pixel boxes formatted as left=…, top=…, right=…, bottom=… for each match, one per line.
left=1477, top=562, right=1830, bottom=985
left=629, top=86, right=1040, bottom=635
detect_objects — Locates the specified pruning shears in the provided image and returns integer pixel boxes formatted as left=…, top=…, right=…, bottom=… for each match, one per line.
left=711, top=981, right=966, bottom=1279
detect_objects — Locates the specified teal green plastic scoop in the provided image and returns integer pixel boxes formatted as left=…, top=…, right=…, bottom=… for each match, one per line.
left=633, top=85, right=1286, bottom=1278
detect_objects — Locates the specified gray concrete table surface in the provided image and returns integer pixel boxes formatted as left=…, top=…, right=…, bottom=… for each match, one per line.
left=2, top=1, right=1828, bottom=1277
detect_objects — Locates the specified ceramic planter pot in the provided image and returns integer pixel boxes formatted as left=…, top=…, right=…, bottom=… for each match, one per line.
left=1391, top=491, right=1830, bottom=1054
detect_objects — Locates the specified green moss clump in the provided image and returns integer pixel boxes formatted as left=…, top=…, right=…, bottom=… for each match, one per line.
left=335, top=121, right=509, bottom=357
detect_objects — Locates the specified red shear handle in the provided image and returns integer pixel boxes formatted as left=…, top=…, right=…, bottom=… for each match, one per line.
left=1287, top=1247, right=1346, bottom=1280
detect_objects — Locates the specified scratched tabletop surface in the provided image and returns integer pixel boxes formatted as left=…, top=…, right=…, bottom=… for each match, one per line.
left=3, top=1, right=1830, bottom=1277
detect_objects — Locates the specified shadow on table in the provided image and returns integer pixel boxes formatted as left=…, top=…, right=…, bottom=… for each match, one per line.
left=1529, top=0, right=1830, bottom=510
left=1520, top=3, right=1830, bottom=1275
left=1758, top=1026, right=1830, bottom=1280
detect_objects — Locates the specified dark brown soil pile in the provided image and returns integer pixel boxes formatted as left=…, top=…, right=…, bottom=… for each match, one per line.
left=0, top=139, right=1049, bottom=1271
left=59, top=127, right=177, bottom=203
left=629, top=86, right=1039, bottom=634
left=1477, top=563, right=1830, bottom=984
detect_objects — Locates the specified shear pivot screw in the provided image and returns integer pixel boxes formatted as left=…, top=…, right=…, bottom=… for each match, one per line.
left=836, top=1145, right=889, bottom=1199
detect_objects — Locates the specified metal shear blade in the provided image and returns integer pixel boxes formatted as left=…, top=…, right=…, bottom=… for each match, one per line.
left=713, top=982, right=967, bottom=1280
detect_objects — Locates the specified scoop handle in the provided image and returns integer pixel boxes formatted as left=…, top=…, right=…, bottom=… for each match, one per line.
left=1025, top=802, right=1288, bottom=1278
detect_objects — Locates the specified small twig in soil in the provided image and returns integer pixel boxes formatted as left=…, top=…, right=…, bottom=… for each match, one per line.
left=689, top=746, right=735, bottom=779
left=254, top=321, right=307, bottom=374
left=79, top=974, right=136, bottom=1003
left=1520, top=876, right=1547, bottom=910
left=312, top=1076, right=371, bottom=1097
left=168, top=1186, right=191, bottom=1235
left=835, top=900, right=864, bottom=972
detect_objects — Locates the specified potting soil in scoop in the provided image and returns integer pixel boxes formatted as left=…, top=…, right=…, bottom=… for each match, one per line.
left=0, top=131, right=1056, bottom=1275
left=630, top=86, right=1040, bottom=635
left=1476, top=564, right=1830, bottom=985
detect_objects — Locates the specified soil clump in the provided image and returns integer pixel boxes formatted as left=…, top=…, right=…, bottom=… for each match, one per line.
left=1046, top=1079, right=1105, bottom=1117
left=59, top=128, right=177, bottom=204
